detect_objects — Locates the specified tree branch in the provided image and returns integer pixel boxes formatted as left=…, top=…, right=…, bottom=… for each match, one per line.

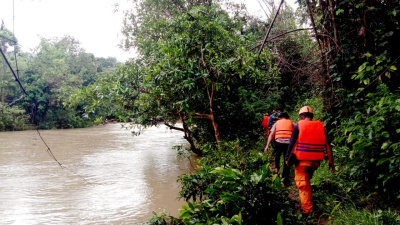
left=258, top=0, right=285, bottom=57
left=251, top=28, right=313, bottom=51
left=164, top=122, right=185, bottom=132
left=193, top=113, right=211, bottom=119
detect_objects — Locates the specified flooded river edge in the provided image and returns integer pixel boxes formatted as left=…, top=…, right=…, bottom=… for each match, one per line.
left=0, top=123, right=194, bottom=224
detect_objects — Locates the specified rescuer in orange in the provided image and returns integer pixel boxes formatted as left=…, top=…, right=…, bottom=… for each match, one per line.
left=285, top=106, right=335, bottom=216
left=264, top=112, right=296, bottom=186
left=261, top=113, right=270, bottom=140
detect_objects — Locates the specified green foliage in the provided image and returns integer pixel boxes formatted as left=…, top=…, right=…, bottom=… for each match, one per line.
left=176, top=141, right=297, bottom=224
left=0, top=103, right=29, bottom=131
left=296, top=0, right=400, bottom=208
left=308, top=161, right=347, bottom=223
left=69, top=62, right=134, bottom=123
left=332, top=84, right=400, bottom=205
left=119, top=0, right=282, bottom=149
left=146, top=210, right=182, bottom=225
left=289, top=95, right=325, bottom=122
left=332, top=207, right=400, bottom=225
left=0, top=35, right=119, bottom=130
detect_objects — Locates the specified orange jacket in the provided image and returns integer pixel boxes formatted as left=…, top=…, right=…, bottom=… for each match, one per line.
left=275, top=119, right=293, bottom=140
left=294, top=120, right=326, bottom=161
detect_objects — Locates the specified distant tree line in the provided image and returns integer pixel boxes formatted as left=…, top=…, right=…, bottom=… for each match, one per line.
left=0, top=33, right=119, bottom=130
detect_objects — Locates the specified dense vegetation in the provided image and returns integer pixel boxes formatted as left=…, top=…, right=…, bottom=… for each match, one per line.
left=0, top=34, right=119, bottom=130
left=1, top=0, right=399, bottom=224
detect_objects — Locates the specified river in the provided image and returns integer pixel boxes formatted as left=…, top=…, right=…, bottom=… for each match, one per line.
left=0, top=123, right=193, bottom=224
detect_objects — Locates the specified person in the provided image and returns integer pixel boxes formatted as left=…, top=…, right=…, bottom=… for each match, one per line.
left=268, top=108, right=283, bottom=129
left=266, top=108, right=283, bottom=150
left=261, top=113, right=270, bottom=140
left=264, top=112, right=295, bottom=186
left=285, top=106, right=335, bottom=215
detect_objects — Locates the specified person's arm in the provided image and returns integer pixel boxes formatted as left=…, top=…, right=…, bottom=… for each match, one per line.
left=264, top=124, right=276, bottom=153
left=285, top=125, right=299, bottom=164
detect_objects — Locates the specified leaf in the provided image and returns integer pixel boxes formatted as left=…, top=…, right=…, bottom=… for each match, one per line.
left=230, top=213, right=242, bottom=225
left=376, top=157, right=390, bottom=166
left=363, top=52, right=372, bottom=58
left=272, top=174, right=278, bottom=182
left=385, top=31, right=394, bottom=37
left=330, top=203, right=341, bottom=215
left=261, top=164, right=268, bottom=180
left=188, top=201, right=195, bottom=210
left=390, top=65, right=397, bottom=71
left=358, top=62, right=367, bottom=72
left=347, top=133, right=352, bottom=143
left=179, top=211, right=192, bottom=219
left=381, top=142, right=389, bottom=150
left=366, top=65, right=374, bottom=71
left=250, top=173, right=261, bottom=184
left=277, top=213, right=283, bottom=225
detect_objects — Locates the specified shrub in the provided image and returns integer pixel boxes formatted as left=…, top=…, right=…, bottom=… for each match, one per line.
left=175, top=141, right=297, bottom=224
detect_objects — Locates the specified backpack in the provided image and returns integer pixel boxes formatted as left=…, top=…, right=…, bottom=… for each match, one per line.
left=268, top=112, right=280, bottom=130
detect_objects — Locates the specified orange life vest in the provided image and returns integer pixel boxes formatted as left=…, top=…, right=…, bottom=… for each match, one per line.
left=294, top=120, right=326, bottom=161
left=261, top=116, right=269, bottom=130
left=275, top=119, right=293, bottom=140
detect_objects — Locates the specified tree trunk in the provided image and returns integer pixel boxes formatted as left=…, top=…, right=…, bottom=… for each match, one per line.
left=164, top=119, right=203, bottom=156
left=179, top=113, right=203, bottom=155
left=200, top=45, right=221, bottom=147
left=210, top=108, right=220, bottom=144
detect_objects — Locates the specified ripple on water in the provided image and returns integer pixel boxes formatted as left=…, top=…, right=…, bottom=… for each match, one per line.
left=0, top=124, right=190, bottom=224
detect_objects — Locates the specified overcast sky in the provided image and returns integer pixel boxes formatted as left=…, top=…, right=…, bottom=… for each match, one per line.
left=1, top=0, right=297, bottom=62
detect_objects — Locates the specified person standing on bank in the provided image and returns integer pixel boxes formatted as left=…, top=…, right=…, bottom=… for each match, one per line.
left=264, top=112, right=295, bottom=186
left=285, top=106, right=335, bottom=215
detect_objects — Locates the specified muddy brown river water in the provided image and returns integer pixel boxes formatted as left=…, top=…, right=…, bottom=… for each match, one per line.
left=0, top=123, right=192, bottom=224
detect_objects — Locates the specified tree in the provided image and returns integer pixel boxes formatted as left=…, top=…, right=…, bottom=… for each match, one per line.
left=0, top=27, right=19, bottom=104
left=19, top=36, right=101, bottom=128
left=298, top=0, right=400, bottom=204
left=119, top=0, right=280, bottom=152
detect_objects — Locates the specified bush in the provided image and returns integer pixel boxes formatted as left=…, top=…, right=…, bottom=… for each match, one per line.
left=174, top=141, right=297, bottom=225
left=332, top=84, right=400, bottom=206
left=332, top=207, right=400, bottom=225
left=0, top=103, right=29, bottom=131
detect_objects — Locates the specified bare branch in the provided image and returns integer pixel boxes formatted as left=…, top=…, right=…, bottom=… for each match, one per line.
left=164, top=122, right=185, bottom=132
left=251, top=28, right=313, bottom=51
left=258, top=0, right=285, bottom=57
left=193, top=113, right=211, bottom=119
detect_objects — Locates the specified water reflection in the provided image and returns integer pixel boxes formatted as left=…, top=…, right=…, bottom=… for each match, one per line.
left=0, top=124, right=191, bottom=224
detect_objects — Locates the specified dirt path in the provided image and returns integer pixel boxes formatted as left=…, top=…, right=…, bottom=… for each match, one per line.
left=285, top=185, right=330, bottom=224
left=268, top=150, right=330, bottom=225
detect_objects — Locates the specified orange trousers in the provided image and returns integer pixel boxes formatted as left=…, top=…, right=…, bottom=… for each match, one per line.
left=294, top=161, right=320, bottom=214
